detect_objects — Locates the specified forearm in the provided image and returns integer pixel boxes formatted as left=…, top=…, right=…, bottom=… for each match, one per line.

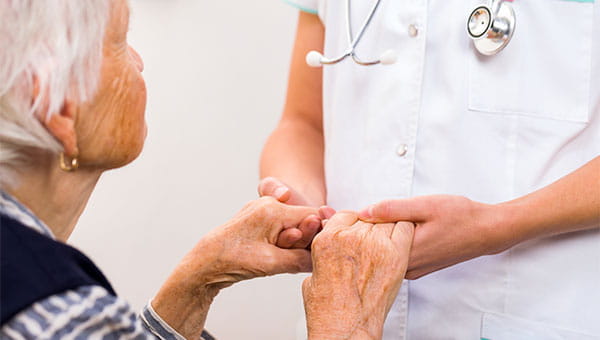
left=496, top=156, right=600, bottom=244
left=260, top=117, right=326, bottom=206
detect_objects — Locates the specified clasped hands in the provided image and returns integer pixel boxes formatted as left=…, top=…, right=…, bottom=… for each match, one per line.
left=156, top=176, right=517, bottom=340
left=259, top=177, right=516, bottom=280
left=159, top=194, right=413, bottom=339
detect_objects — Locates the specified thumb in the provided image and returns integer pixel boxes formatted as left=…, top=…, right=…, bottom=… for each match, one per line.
left=264, top=247, right=313, bottom=275
left=277, top=203, right=320, bottom=229
left=258, top=177, right=291, bottom=202
left=359, top=198, right=431, bottom=223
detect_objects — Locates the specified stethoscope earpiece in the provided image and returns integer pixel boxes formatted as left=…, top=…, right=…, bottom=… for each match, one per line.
left=379, top=50, right=398, bottom=65
left=305, top=0, right=398, bottom=67
left=306, top=51, right=324, bottom=68
left=467, top=0, right=516, bottom=56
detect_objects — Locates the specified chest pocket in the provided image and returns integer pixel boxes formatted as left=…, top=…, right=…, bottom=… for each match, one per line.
left=468, top=0, right=594, bottom=123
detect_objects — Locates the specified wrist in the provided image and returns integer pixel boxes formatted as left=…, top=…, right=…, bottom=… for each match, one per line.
left=305, top=291, right=385, bottom=340
left=152, top=240, right=224, bottom=339
left=308, top=320, right=383, bottom=340
left=152, top=278, right=219, bottom=340
left=485, top=200, right=535, bottom=254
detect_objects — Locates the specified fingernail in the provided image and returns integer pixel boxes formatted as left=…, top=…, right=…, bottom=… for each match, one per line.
left=273, top=186, right=288, bottom=199
left=358, top=205, right=374, bottom=219
left=318, top=206, right=332, bottom=219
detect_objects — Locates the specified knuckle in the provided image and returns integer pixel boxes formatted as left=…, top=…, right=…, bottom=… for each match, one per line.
left=310, top=232, right=332, bottom=252
left=245, top=197, right=278, bottom=218
left=257, top=195, right=278, bottom=206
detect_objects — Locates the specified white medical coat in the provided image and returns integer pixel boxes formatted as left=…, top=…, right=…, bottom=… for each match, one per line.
left=286, top=0, right=600, bottom=339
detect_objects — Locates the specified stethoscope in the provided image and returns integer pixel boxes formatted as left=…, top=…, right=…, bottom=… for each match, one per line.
left=467, top=0, right=516, bottom=55
left=306, top=0, right=516, bottom=67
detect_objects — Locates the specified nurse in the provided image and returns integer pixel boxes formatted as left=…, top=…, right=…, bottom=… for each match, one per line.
left=260, top=0, right=600, bottom=339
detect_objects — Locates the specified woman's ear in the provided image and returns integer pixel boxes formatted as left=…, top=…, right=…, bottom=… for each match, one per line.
left=41, top=100, right=79, bottom=158
left=32, top=73, right=80, bottom=158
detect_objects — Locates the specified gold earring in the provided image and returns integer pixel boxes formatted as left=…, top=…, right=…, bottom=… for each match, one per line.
left=59, top=152, right=79, bottom=172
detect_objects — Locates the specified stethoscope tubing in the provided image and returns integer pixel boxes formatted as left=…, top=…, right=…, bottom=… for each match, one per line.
left=318, top=0, right=384, bottom=65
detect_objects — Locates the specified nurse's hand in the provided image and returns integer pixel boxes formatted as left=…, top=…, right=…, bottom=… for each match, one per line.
left=359, top=195, right=514, bottom=279
left=258, top=176, right=334, bottom=249
left=303, top=211, right=414, bottom=340
left=258, top=176, right=312, bottom=206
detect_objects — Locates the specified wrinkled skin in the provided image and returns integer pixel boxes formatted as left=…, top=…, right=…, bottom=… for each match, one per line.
left=188, top=197, right=318, bottom=286
left=303, top=212, right=414, bottom=340
left=153, top=196, right=319, bottom=338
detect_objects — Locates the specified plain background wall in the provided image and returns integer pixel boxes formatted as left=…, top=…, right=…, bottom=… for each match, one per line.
left=69, top=1, right=307, bottom=339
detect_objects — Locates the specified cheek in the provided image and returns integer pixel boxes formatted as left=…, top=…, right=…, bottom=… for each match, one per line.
left=117, top=72, right=147, bottom=163
left=90, top=68, right=147, bottom=168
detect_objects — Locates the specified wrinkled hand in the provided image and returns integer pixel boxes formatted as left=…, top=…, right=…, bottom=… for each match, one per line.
left=152, top=197, right=320, bottom=338
left=258, top=177, right=334, bottom=249
left=303, top=211, right=414, bottom=340
left=359, top=195, right=513, bottom=279
left=181, top=197, right=320, bottom=290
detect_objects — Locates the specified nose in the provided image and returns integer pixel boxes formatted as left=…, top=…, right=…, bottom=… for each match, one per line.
left=128, top=46, right=144, bottom=72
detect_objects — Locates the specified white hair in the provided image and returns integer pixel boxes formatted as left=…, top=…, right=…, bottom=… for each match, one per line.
left=0, top=0, right=110, bottom=189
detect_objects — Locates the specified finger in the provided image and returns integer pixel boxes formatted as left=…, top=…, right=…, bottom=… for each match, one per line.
left=323, top=211, right=359, bottom=231
left=358, top=198, right=432, bottom=223
left=406, top=262, right=453, bottom=280
left=265, top=247, right=313, bottom=275
left=258, top=199, right=318, bottom=244
left=391, top=221, right=415, bottom=257
left=318, top=206, right=336, bottom=220
left=258, top=177, right=291, bottom=202
left=292, top=215, right=322, bottom=249
left=276, top=228, right=303, bottom=249
left=277, top=203, right=320, bottom=228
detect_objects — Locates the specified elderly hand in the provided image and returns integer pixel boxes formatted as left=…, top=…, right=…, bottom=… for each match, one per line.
left=359, top=195, right=514, bottom=279
left=184, top=196, right=320, bottom=287
left=258, top=176, right=334, bottom=249
left=153, top=197, right=319, bottom=338
left=303, top=211, right=414, bottom=340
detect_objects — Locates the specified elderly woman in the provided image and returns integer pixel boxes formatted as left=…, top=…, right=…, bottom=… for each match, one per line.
left=0, top=1, right=415, bottom=339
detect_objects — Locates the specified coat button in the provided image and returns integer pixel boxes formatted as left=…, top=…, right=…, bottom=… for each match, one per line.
left=396, top=144, right=408, bottom=157
left=408, top=24, right=419, bottom=37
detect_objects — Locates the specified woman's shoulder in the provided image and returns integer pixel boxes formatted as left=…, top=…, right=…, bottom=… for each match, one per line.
left=1, top=214, right=116, bottom=325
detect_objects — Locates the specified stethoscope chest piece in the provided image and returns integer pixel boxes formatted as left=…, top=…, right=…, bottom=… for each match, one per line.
left=467, top=0, right=516, bottom=56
